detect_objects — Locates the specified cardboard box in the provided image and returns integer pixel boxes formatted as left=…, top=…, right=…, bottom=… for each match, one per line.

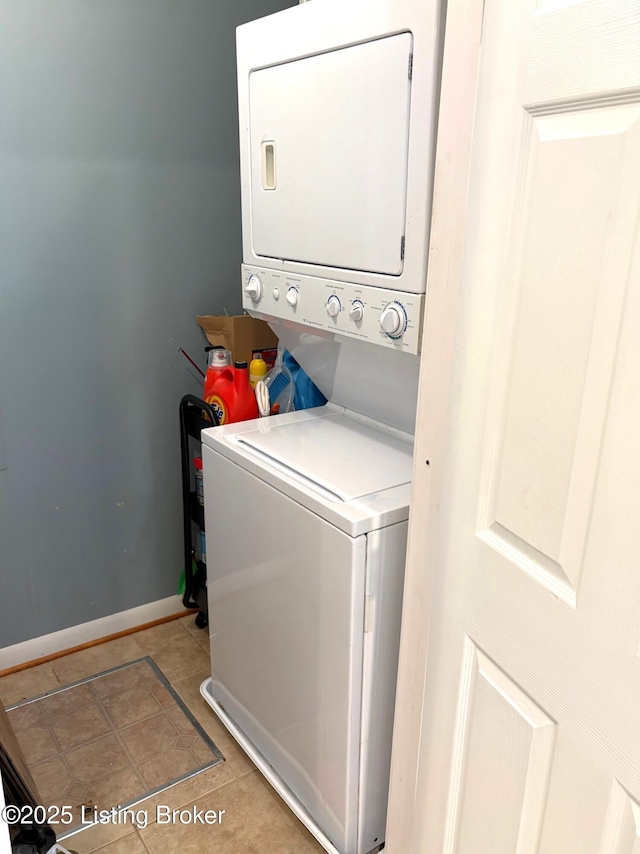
left=196, top=315, right=278, bottom=365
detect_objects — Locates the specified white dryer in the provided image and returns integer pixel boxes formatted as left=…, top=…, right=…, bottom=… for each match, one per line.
left=236, top=0, right=442, bottom=357
left=201, top=404, right=412, bottom=854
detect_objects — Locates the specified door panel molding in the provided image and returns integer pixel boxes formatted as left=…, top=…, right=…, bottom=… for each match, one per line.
left=443, top=638, right=556, bottom=854
left=598, top=782, right=640, bottom=854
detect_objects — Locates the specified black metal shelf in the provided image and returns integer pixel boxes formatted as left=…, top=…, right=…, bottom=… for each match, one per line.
left=189, top=491, right=205, bottom=531
left=180, top=394, right=218, bottom=625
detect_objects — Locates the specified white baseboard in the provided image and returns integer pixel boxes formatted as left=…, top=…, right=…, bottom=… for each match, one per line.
left=0, top=595, right=185, bottom=672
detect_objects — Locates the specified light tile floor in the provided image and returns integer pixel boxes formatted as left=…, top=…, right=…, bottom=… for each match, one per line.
left=8, top=657, right=221, bottom=829
left=1, top=616, right=324, bottom=854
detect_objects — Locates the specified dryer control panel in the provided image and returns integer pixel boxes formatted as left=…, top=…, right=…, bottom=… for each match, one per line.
left=242, top=265, right=424, bottom=355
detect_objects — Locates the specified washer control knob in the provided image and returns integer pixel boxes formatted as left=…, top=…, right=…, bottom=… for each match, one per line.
left=326, top=295, right=341, bottom=318
left=286, top=287, right=299, bottom=307
left=272, top=287, right=280, bottom=301
left=349, top=301, right=364, bottom=322
left=244, top=275, right=263, bottom=302
left=379, top=303, right=406, bottom=337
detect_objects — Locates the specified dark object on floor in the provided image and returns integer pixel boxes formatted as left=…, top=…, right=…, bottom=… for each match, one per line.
left=195, top=611, right=208, bottom=629
left=1, top=698, right=59, bottom=853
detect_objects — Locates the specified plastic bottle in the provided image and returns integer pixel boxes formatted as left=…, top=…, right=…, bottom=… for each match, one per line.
left=249, top=353, right=268, bottom=388
left=204, top=360, right=259, bottom=425
left=194, top=457, right=204, bottom=506
left=203, top=346, right=231, bottom=402
left=264, top=342, right=295, bottom=415
left=203, top=347, right=232, bottom=424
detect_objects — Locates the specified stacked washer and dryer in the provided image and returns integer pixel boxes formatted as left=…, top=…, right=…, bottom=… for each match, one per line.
left=200, top=2, right=441, bottom=853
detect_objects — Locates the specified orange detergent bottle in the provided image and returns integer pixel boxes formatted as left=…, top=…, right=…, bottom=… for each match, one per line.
left=204, top=360, right=258, bottom=425
left=203, top=347, right=230, bottom=423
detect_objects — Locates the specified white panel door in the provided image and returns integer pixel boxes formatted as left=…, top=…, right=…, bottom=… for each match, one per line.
left=388, top=0, right=640, bottom=852
left=249, top=34, right=412, bottom=275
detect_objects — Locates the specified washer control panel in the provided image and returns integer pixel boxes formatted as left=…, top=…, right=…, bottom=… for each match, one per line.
left=242, top=265, right=424, bottom=355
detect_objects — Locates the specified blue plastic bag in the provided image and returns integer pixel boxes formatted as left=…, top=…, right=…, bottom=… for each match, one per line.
left=282, top=350, right=327, bottom=411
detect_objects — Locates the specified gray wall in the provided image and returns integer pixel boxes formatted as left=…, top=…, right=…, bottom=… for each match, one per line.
left=0, top=0, right=295, bottom=647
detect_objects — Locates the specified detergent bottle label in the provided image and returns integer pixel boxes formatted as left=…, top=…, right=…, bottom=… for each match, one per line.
left=205, top=395, right=227, bottom=425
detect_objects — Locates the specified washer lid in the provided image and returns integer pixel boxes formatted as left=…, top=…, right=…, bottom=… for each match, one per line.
left=235, top=411, right=413, bottom=502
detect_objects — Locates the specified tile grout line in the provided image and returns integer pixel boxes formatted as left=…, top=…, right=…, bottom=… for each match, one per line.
left=25, top=684, right=172, bottom=781
left=14, top=692, right=117, bottom=811
left=55, top=659, right=223, bottom=841
left=11, top=656, right=151, bottom=711
left=38, top=686, right=104, bottom=766
left=12, top=630, right=250, bottom=850
left=54, top=664, right=178, bottom=842
left=90, top=664, right=165, bottom=795
left=139, top=768, right=260, bottom=834
left=49, top=637, right=146, bottom=686
left=36, top=662, right=179, bottom=828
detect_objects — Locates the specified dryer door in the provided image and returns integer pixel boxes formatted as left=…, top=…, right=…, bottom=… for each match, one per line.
left=249, top=33, right=412, bottom=276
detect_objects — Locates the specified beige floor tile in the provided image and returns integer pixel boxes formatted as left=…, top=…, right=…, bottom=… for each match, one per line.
left=170, top=671, right=244, bottom=761
left=65, top=734, right=130, bottom=783
left=52, top=702, right=112, bottom=751
left=149, top=680, right=174, bottom=710
left=134, top=621, right=190, bottom=654
left=139, top=746, right=252, bottom=823
left=0, top=663, right=61, bottom=705
left=145, top=634, right=210, bottom=684
left=6, top=702, right=43, bottom=730
left=68, top=782, right=90, bottom=799
left=39, top=682, right=94, bottom=716
left=61, top=820, right=139, bottom=854
left=101, top=686, right=162, bottom=729
left=119, top=713, right=181, bottom=764
left=91, top=665, right=141, bottom=700
left=52, top=637, right=145, bottom=685
left=139, top=748, right=202, bottom=791
left=167, top=669, right=209, bottom=702
left=10, top=657, right=223, bottom=838
left=178, top=614, right=198, bottom=632
left=192, top=737, right=216, bottom=765
left=194, top=633, right=210, bottom=652
left=91, top=831, right=148, bottom=853
left=179, top=614, right=209, bottom=640
left=46, top=796, right=86, bottom=831
left=16, top=724, right=59, bottom=764
left=140, top=771, right=324, bottom=854
left=30, top=756, right=73, bottom=802
left=165, top=706, right=198, bottom=737
left=84, top=767, right=147, bottom=811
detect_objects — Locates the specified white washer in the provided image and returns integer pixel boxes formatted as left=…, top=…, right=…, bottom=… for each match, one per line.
left=200, top=404, right=413, bottom=854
